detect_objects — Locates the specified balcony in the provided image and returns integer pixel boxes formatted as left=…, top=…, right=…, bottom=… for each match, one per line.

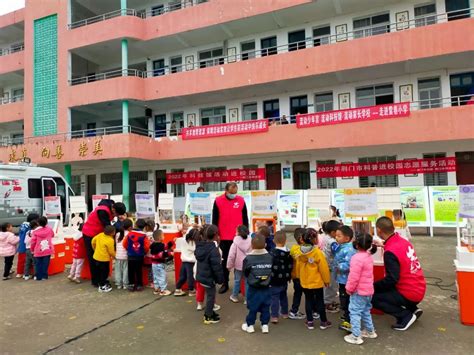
left=0, top=49, right=24, bottom=75
left=0, top=95, right=24, bottom=124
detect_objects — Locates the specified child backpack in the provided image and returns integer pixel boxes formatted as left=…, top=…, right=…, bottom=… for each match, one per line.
left=127, top=232, right=145, bottom=257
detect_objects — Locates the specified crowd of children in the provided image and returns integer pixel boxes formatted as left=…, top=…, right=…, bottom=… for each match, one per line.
left=2, top=211, right=386, bottom=346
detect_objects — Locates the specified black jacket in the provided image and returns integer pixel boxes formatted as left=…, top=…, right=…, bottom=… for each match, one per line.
left=195, top=241, right=224, bottom=287
left=270, top=248, right=293, bottom=287
left=243, top=250, right=273, bottom=288
left=150, top=241, right=173, bottom=264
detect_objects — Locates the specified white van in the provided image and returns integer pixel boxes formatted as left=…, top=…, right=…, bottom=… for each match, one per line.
left=0, top=162, right=73, bottom=226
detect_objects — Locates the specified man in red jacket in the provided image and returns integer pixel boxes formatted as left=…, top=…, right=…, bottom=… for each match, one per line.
left=372, top=217, right=426, bottom=331
left=212, top=182, right=249, bottom=294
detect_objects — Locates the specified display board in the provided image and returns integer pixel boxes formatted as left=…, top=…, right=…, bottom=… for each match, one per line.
left=135, top=194, right=155, bottom=218
left=251, top=191, right=277, bottom=217
left=459, top=185, right=474, bottom=218
left=400, top=187, right=430, bottom=226
left=429, top=186, right=460, bottom=227
left=92, top=194, right=108, bottom=210
left=44, top=196, right=61, bottom=216
left=277, top=190, right=304, bottom=226
left=344, top=188, right=378, bottom=218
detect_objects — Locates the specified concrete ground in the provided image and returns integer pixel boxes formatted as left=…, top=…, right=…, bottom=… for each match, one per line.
left=1, top=236, right=473, bottom=355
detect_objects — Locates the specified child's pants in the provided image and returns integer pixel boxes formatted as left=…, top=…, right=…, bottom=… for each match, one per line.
left=69, top=258, right=85, bottom=279
left=3, top=255, right=14, bottom=277
left=232, top=269, right=247, bottom=298
left=324, top=271, right=338, bottom=305
left=16, top=252, right=25, bottom=275
left=195, top=281, right=205, bottom=303
left=152, top=263, right=167, bottom=291
left=176, top=261, right=195, bottom=291
left=128, top=258, right=144, bottom=287
left=339, top=283, right=350, bottom=321
left=349, top=293, right=375, bottom=337
left=270, top=284, right=289, bottom=318
left=34, top=256, right=50, bottom=280
left=24, top=250, right=35, bottom=277
left=203, top=284, right=216, bottom=317
left=290, top=278, right=303, bottom=314
left=304, top=288, right=327, bottom=322
left=114, top=259, right=128, bottom=287
left=246, top=286, right=271, bottom=326
left=96, top=260, right=110, bottom=287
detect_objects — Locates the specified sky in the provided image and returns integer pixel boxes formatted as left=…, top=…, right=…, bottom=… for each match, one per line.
left=0, top=0, right=25, bottom=16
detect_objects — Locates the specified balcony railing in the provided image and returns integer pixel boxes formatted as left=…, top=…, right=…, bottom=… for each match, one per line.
left=0, top=43, right=24, bottom=57
left=68, top=9, right=142, bottom=29
left=69, top=7, right=473, bottom=86
left=0, top=95, right=24, bottom=105
left=144, top=0, right=208, bottom=18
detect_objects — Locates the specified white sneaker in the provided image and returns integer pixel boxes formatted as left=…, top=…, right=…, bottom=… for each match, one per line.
left=261, top=324, right=269, bottom=334
left=241, top=323, right=255, bottom=333
left=344, top=334, right=364, bottom=345
left=196, top=303, right=203, bottom=311
left=229, top=295, right=239, bottom=303
left=117, top=285, right=122, bottom=289
left=213, top=304, right=221, bottom=311
left=361, top=329, right=378, bottom=339
left=23, top=276, right=30, bottom=281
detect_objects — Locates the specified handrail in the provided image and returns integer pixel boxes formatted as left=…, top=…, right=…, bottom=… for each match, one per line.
left=69, top=69, right=145, bottom=85
left=0, top=43, right=24, bottom=57
left=144, top=0, right=208, bottom=18
left=0, top=95, right=24, bottom=105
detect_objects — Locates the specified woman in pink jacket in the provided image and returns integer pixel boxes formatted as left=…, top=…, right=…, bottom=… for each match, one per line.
left=344, top=233, right=378, bottom=345
left=226, top=225, right=252, bottom=303
left=0, top=223, right=20, bottom=280
left=30, top=217, right=55, bottom=281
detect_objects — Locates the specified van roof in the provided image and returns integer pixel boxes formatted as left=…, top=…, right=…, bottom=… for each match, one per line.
left=0, top=163, right=62, bottom=178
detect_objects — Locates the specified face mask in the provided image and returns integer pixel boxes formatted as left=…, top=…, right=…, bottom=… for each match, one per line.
left=226, top=193, right=236, bottom=200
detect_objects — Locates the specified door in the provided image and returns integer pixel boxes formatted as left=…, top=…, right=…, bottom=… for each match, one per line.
left=155, top=114, right=167, bottom=137
left=265, top=164, right=282, bottom=190
left=445, top=0, right=470, bottom=20
left=86, top=174, right=96, bottom=212
left=155, top=170, right=167, bottom=206
left=41, top=178, right=57, bottom=214
left=86, top=122, right=96, bottom=137
left=293, top=162, right=310, bottom=190
left=153, top=59, right=165, bottom=76
left=456, top=151, right=474, bottom=184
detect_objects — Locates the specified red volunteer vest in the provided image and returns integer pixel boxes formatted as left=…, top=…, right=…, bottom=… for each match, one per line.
left=82, top=205, right=113, bottom=238
left=384, top=233, right=426, bottom=303
left=215, top=194, right=245, bottom=241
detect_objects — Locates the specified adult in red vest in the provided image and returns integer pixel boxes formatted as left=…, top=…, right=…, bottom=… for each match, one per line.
left=372, top=217, right=426, bottom=331
left=82, top=199, right=126, bottom=286
left=212, top=182, right=249, bottom=294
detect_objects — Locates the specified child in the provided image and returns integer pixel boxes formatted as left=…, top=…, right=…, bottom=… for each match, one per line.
left=242, top=233, right=273, bottom=334
left=257, top=225, right=275, bottom=252
left=16, top=213, right=39, bottom=278
left=322, top=220, right=342, bottom=313
left=92, top=225, right=116, bottom=293
left=195, top=224, right=224, bottom=324
left=143, top=220, right=155, bottom=288
left=227, top=225, right=252, bottom=303
left=123, top=219, right=150, bottom=291
left=174, top=228, right=198, bottom=296
left=289, top=227, right=306, bottom=320
left=334, top=225, right=357, bottom=332
left=30, top=217, right=54, bottom=281
left=115, top=219, right=132, bottom=289
left=68, top=229, right=86, bottom=284
left=150, top=229, right=174, bottom=296
left=0, top=223, right=20, bottom=280
left=344, top=233, right=378, bottom=345
left=24, top=220, right=39, bottom=280
left=270, top=231, right=292, bottom=324
left=298, top=228, right=331, bottom=330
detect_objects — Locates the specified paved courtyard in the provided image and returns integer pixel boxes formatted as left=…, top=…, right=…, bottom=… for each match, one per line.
left=1, top=236, right=473, bottom=354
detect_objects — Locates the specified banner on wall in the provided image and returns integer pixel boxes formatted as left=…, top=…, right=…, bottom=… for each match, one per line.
left=400, top=187, right=430, bottom=226
left=317, top=157, right=456, bottom=178
left=344, top=188, right=378, bottom=218
left=251, top=191, right=277, bottom=217
left=297, top=102, right=410, bottom=128
left=135, top=194, right=155, bottom=218
left=459, top=185, right=474, bottom=218
left=44, top=196, right=61, bottom=216
left=430, top=186, right=460, bottom=226
left=278, top=190, right=304, bottom=226
left=182, top=120, right=269, bottom=140
left=92, top=194, right=109, bottom=210
left=167, top=168, right=266, bottom=184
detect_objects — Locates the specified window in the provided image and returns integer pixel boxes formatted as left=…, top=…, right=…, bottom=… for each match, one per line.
left=317, top=160, right=337, bottom=189
left=12, top=88, right=24, bottom=101
left=290, top=95, right=308, bottom=122
left=199, top=48, right=224, bottom=68
left=313, top=25, right=331, bottom=46
left=359, top=156, right=399, bottom=187
left=170, top=56, right=182, bottom=73
left=415, top=3, right=437, bottom=27
left=445, top=0, right=470, bottom=21
left=315, top=92, right=333, bottom=112
left=261, top=36, right=277, bottom=56
left=201, top=167, right=226, bottom=192
left=169, top=1, right=182, bottom=12
left=171, top=169, right=185, bottom=197
left=153, top=59, right=165, bottom=76
left=201, top=106, right=226, bottom=126
left=418, top=78, right=441, bottom=109
left=28, top=179, right=42, bottom=198
left=263, top=99, right=279, bottom=119
left=171, top=112, right=184, bottom=133
left=242, top=103, right=258, bottom=121
left=151, top=5, right=164, bottom=16
left=241, top=41, right=255, bottom=60
left=450, top=72, right=474, bottom=106
left=423, top=153, right=448, bottom=186
left=155, top=114, right=167, bottom=137
left=70, top=175, right=81, bottom=196
left=288, top=30, right=306, bottom=51
left=243, top=164, right=259, bottom=191
left=356, top=84, right=394, bottom=108
left=353, top=13, right=390, bottom=38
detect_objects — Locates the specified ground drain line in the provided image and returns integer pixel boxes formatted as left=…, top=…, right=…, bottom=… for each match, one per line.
left=43, top=296, right=163, bottom=354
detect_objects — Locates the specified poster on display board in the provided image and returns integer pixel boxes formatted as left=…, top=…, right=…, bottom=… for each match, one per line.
left=44, top=196, right=61, bottom=216
left=430, top=186, right=460, bottom=226
left=135, top=194, right=155, bottom=218
left=459, top=185, right=474, bottom=218
left=344, top=188, right=378, bottom=218
left=400, top=187, right=430, bottom=226
left=251, top=191, right=277, bottom=217
left=277, top=190, right=304, bottom=226
left=92, top=195, right=108, bottom=210
left=188, top=192, right=212, bottom=218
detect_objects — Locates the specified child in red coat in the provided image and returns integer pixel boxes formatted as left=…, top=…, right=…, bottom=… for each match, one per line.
left=68, top=234, right=86, bottom=283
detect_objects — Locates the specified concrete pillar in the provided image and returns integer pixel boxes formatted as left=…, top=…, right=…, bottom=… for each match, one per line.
left=121, top=0, right=127, bottom=15
left=122, top=160, right=130, bottom=211
left=121, top=38, right=129, bottom=133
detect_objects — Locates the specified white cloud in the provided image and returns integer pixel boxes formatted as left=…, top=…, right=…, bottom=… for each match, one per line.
left=0, top=0, right=25, bottom=16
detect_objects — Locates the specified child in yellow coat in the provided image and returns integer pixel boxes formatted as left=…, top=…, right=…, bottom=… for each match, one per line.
left=92, top=225, right=116, bottom=293
left=297, top=228, right=331, bottom=330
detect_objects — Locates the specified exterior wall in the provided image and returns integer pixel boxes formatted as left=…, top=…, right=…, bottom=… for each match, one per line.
left=0, top=101, right=23, bottom=124
left=0, top=51, right=24, bottom=75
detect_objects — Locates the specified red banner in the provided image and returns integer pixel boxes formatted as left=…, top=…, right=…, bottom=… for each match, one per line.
left=297, top=102, right=410, bottom=128
left=167, top=168, right=266, bottom=184
left=182, top=120, right=269, bottom=140
left=317, top=157, right=456, bottom=178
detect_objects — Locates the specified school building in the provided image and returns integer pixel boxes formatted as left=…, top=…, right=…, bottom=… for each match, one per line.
left=0, top=0, right=473, bottom=211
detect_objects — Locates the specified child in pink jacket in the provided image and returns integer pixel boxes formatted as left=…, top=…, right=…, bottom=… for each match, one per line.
left=344, top=233, right=378, bottom=345
left=30, top=217, right=55, bottom=281
left=0, top=223, right=20, bottom=280
left=227, top=225, right=252, bottom=303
